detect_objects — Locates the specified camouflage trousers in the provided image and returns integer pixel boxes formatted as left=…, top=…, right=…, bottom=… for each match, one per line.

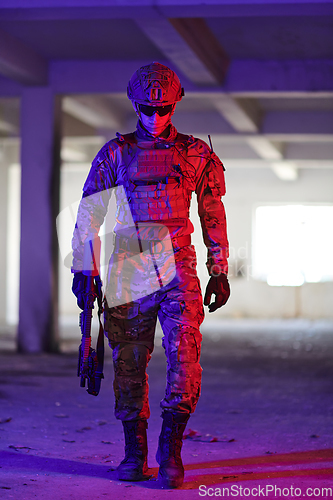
left=104, top=245, right=204, bottom=421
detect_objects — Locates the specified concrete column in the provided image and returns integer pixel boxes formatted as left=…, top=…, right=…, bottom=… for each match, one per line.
left=18, top=88, right=61, bottom=352
left=0, top=144, right=8, bottom=324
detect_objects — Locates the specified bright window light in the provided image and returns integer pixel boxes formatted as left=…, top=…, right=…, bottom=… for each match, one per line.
left=253, top=205, right=333, bottom=286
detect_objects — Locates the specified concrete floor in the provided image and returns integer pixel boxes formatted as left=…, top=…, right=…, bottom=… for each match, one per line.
left=0, top=319, right=333, bottom=499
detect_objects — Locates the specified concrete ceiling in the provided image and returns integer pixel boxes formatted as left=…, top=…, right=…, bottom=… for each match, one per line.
left=0, top=0, right=332, bottom=181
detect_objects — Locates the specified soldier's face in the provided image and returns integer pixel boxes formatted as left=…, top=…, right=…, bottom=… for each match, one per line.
left=134, top=103, right=175, bottom=136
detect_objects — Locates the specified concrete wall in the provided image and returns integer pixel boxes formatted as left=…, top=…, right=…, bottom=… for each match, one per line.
left=191, top=166, right=333, bottom=319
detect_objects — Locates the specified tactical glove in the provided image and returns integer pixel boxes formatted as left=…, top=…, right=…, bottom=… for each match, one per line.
left=204, top=273, right=230, bottom=313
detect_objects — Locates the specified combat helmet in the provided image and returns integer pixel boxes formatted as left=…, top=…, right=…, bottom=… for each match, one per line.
left=127, top=62, right=184, bottom=106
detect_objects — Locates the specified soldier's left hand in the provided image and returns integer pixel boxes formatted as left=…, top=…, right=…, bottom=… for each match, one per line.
left=204, top=274, right=230, bottom=312
left=72, top=272, right=87, bottom=309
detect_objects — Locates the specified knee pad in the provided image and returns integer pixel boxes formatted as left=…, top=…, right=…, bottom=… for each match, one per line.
left=163, top=326, right=202, bottom=365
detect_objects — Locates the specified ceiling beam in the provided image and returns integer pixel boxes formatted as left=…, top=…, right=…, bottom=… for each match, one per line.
left=213, top=95, right=284, bottom=161
left=137, top=18, right=221, bottom=86
left=62, top=95, right=123, bottom=130
left=246, top=137, right=284, bottom=160
left=45, top=60, right=333, bottom=96
left=191, top=134, right=333, bottom=163
left=169, top=18, right=229, bottom=85
left=263, top=110, right=333, bottom=135
left=214, top=96, right=260, bottom=132
left=227, top=59, right=333, bottom=94
left=0, top=28, right=48, bottom=85
left=136, top=17, right=230, bottom=86
left=174, top=108, right=333, bottom=136
left=216, top=159, right=333, bottom=169
left=196, top=133, right=333, bottom=144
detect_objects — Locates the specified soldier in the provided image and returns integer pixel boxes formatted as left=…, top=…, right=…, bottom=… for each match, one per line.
left=72, top=62, right=230, bottom=489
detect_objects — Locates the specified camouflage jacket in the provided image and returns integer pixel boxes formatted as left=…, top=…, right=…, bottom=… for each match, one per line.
left=72, top=121, right=229, bottom=276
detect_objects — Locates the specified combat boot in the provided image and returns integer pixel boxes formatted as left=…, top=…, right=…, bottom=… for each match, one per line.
left=156, top=411, right=190, bottom=488
left=117, top=419, right=149, bottom=481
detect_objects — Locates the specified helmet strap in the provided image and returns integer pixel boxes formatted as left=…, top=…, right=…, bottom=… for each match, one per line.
left=134, top=102, right=141, bottom=118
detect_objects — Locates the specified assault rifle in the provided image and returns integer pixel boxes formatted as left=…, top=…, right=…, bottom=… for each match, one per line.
left=77, top=237, right=104, bottom=396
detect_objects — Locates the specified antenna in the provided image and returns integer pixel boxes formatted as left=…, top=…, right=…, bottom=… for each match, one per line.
left=208, top=134, right=214, bottom=153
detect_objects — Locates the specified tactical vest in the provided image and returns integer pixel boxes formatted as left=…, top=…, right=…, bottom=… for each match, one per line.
left=115, top=134, right=193, bottom=227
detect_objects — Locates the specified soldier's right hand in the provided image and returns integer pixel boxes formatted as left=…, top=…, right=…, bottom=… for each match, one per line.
left=72, top=272, right=87, bottom=309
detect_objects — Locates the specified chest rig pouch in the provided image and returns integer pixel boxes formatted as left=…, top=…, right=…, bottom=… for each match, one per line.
left=117, top=134, right=192, bottom=225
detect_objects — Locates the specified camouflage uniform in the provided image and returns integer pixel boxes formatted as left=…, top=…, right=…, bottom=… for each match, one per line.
left=72, top=120, right=228, bottom=421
